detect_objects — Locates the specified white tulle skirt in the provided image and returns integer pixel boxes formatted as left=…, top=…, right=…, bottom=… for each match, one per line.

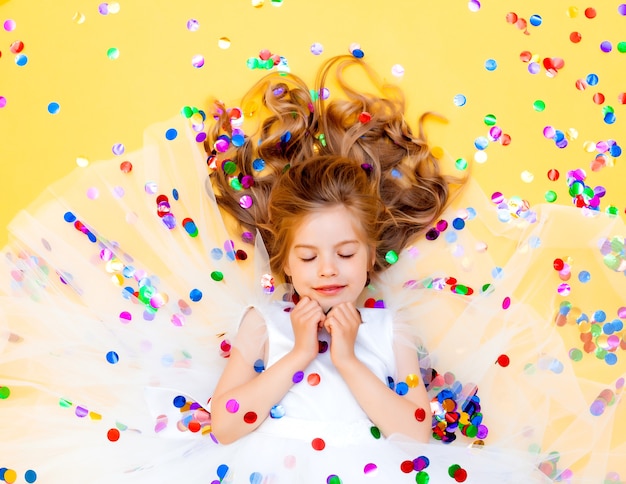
left=1, top=116, right=624, bottom=483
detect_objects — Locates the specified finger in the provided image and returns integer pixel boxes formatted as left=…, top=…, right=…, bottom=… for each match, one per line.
left=301, top=303, right=325, bottom=326
left=323, top=316, right=335, bottom=334
left=327, top=304, right=353, bottom=324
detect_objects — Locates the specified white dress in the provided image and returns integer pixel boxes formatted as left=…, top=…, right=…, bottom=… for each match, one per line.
left=0, top=116, right=624, bottom=483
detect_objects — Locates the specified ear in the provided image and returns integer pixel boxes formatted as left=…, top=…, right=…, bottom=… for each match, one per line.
left=283, top=262, right=292, bottom=277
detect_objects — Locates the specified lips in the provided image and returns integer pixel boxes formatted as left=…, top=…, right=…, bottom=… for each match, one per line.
left=314, top=285, right=345, bottom=296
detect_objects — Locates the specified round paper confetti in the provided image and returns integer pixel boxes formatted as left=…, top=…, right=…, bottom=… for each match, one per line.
left=312, top=438, right=326, bottom=450
left=485, top=59, right=497, bottom=71
left=192, top=55, right=205, bottom=68
left=453, top=94, right=467, bottom=107
left=310, top=42, right=324, bottom=55
left=24, top=470, right=37, bottom=483
left=106, top=351, right=119, bottom=364
left=391, top=64, right=405, bottom=77
left=15, top=54, right=28, bottom=66
left=243, top=411, right=257, bottom=424
left=218, top=37, right=231, bottom=49
left=73, top=11, right=86, bottom=24
left=468, top=0, right=481, bottom=12
left=107, top=428, right=121, bottom=441
left=225, top=399, right=240, bottom=413
left=106, top=47, right=119, bottom=60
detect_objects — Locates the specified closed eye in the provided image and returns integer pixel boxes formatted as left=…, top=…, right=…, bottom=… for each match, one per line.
left=300, top=257, right=316, bottom=262
left=339, top=254, right=355, bottom=259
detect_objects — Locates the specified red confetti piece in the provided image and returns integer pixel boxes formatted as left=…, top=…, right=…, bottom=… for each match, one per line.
left=311, top=437, right=326, bottom=451
left=547, top=169, right=560, bottom=181
left=520, top=51, right=532, bottom=62
left=505, top=12, right=518, bottom=24
left=553, top=258, right=564, bottom=271
left=593, top=93, right=606, bottom=105
left=10, top=40, right=24, bottom=53
left=570, top=32, right=582, bottom=43
left=497, top=354, right=511, bottom=367
left=307, top=373, right=321, bottom=386
left=107, top=428, right=120, bottom=442
left=415, top=407, right=427, bottom=422
left=454, top=468, right=468, bottom=482
left=243, top=411, right=258, bottom=424
left=358, top=112, right=372, bottom=123
left=584, top=7, right=596, bottom=19
left=400, top=460, right=414, bottom=473
left=188, top=420, right=201, bottom=432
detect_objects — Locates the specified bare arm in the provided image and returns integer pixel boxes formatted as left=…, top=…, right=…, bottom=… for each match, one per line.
left=324, top=303, right=431, bottom=442
left=211, top=300, right=323, bottom=444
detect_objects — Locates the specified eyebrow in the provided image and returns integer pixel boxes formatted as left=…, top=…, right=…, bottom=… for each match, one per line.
left=293, top=240, right=360, bottom=250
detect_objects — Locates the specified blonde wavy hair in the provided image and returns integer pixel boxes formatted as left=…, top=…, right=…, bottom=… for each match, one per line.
left=205, top=55, right=464, bottom=276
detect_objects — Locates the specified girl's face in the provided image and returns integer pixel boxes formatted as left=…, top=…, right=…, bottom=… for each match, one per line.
left=284, top=205, right=374, bottom=312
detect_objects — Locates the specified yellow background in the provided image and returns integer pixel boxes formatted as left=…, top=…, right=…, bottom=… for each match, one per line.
left=2, top=0, right=625, bottom=248
left=1, top=0, right=625, bottom=470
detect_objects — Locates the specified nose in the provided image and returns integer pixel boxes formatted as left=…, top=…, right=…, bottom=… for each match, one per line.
left=318, top=255, right=338, bottom=277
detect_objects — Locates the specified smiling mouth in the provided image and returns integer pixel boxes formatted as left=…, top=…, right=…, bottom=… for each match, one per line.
left=314, top=285, right=346, bottom=295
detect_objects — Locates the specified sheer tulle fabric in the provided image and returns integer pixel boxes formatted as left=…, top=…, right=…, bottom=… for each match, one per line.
left=1, top=117, right=624, bottom=483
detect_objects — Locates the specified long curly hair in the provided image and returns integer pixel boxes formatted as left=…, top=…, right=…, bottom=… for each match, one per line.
left=205, top=55, right=464, bottom=276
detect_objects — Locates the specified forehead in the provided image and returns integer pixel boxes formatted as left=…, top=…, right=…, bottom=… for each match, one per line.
left=291, top=205, right=368, bottom=245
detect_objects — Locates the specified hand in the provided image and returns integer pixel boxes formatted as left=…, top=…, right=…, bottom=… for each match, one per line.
left=290, top=296, right=325, bottom=364
left=324, top=302, right=362, bottom=367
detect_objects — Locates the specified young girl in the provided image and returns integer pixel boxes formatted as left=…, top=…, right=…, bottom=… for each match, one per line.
left=0, top=56, right=624, bottom=483
left=210, top=155, right=433, bottom=447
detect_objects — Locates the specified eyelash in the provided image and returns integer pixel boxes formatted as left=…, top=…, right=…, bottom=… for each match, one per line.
left=300, top=254, right=355, bottom=262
